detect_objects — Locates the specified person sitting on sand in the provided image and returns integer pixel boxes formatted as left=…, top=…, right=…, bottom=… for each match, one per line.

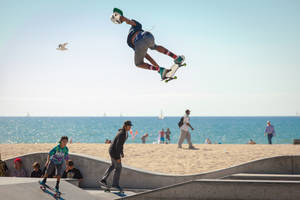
left=141, top=133, right=149, bottom=144
left=248, top=139, right=256, bottom=144
left=31, top=161, right=43, bottom=178
left=105, top=139, right=112, bottom=144
left=62, top=160, right=83, bottom=185
left=11, top=158, right=27, bottom=177
left=205, top=138, right=212, bottom=144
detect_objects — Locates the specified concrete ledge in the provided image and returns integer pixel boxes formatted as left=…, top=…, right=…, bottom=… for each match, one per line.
left=224, top=173, right=300, bottom=181
left=4, top=153, right=300, bottom=189
left=122, top=179, right=300, bottom=200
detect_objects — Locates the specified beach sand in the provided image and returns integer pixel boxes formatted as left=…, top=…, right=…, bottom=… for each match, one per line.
left=1, top=144, right=300, bottom=175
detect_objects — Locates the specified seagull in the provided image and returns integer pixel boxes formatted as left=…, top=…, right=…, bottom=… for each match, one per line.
left=56, top=42, right=68, bottom=51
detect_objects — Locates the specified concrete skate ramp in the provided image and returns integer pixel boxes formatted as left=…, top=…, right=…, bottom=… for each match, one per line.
left=224, top=173, right=300, bottom=181
left=0, top=177, right=99, bottom=200
left=121, top=179, right=300, bottom=200
left=4, top=153, right=300, bottom=189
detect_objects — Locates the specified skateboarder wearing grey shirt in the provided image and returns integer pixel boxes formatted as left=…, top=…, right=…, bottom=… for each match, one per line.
left=99, top=120, right=132, bottom=192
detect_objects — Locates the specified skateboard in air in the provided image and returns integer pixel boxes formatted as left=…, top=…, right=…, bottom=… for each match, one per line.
left=163, top=56, right=187, bottom=83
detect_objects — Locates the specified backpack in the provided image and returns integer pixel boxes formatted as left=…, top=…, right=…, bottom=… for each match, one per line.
left=178, top=117, right=184, bottom=128
left=0, top=160, right=8, bottom=177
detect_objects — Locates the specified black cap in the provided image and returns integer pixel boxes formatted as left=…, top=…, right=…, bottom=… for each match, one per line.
left=124, top=120, right=133, bottom=126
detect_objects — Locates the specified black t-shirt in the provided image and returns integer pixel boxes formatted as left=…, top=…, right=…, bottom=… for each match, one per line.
left=127, top=19, right=143, bottom=50
left=62, top=168, right=83, bottom=179
left=31, top=169, right=43, bottom=178
left=109, top=128, right=128, bottom=159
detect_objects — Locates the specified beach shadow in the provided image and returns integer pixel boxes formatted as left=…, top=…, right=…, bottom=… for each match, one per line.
left=181, top=147, right=199, bottom=151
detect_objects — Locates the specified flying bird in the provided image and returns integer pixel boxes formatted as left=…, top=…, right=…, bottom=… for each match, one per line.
left=56, top=42, right=68, bottom=51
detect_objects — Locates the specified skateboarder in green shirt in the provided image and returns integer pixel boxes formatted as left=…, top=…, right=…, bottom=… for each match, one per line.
left=40, top=136, right=69, bottom=193
left=111, top=8, right=185, bottom=79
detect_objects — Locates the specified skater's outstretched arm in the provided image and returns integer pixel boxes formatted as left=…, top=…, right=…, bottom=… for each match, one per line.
left=120, top=16, right=136, bottom=26
left=145, top=54, right=159, bottom=67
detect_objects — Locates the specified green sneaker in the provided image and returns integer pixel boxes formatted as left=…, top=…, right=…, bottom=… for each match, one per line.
left=159, top=67, right=167, bottom=79
left=174, top=55, right=185, bottom=65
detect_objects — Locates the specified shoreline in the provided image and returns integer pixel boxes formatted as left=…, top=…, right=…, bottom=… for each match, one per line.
left=1, top=144, right=300, bottom=175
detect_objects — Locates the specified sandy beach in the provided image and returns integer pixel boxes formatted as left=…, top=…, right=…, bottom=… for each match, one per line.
left=1, top=144, right=300, bottom=175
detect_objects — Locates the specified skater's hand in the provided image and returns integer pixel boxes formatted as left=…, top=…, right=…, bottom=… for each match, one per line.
left=121, top=153, right=124, bottom=158
left=191, top=127, right=194, bottom=131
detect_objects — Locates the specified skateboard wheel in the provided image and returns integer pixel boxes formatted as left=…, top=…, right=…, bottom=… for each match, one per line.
left=182, top=63, right=187, bottom=66
left=174, top=76, right=177, bottom=79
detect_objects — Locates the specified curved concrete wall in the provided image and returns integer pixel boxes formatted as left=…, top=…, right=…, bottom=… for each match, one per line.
left=4, top=153, right=300, bottom=189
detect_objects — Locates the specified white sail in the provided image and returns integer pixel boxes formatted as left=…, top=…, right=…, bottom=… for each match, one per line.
left=158, top=110, right=164, bottom=120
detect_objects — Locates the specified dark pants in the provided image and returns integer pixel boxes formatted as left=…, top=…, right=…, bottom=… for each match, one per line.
left=268, top=134, right=273, bottom=144
left=102, top=157, right=122, bottom=187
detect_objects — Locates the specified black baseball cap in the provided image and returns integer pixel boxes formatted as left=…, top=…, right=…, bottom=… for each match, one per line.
left=124, top=120, right=133, bottom=126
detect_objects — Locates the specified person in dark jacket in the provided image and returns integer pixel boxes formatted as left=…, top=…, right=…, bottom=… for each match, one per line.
left=99, top=120, right=132, bottom=191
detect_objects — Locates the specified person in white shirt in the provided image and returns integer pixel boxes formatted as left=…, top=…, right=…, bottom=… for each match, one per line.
left=178, top=109, right=195, bottom=149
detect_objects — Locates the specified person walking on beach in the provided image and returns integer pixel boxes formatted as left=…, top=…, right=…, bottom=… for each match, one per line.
left=40, top=136, right=69, bottom=192
left=178, top=109, right=195, bottom=149
left=99, top=120, right=132, bottom=191
left=264, top=121, right=276, bottom=144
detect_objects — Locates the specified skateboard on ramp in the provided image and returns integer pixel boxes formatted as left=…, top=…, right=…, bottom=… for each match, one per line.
left=39, top=181, right=64, bottom=200
left=99, top=182, right=126, bottom=197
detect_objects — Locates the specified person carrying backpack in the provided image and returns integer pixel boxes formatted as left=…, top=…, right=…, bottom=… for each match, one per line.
left=178, top=109, right=195, bottom=149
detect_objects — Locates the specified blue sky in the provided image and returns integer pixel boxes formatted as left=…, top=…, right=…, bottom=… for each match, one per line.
left=0, top=0, right=299, bottom=116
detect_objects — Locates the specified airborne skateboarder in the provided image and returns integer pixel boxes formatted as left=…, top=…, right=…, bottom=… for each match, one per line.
left=111, top=8, right=185, bottom=80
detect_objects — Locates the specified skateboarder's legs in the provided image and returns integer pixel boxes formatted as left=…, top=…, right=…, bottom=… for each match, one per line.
left=41, top=161, right=63, bottom=190
left=102, top=157, right=122, bottom=186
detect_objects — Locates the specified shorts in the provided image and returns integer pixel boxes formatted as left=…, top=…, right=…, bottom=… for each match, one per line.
left=160, top=137, right=165, bottom=142
left=45, top=161, right=63, bottom=177
left=134, top=32, right=156, bottom=66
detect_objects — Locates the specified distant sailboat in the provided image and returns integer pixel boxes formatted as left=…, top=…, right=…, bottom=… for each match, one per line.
left=296, top=111, right=299, bottom=117
left=103, top=112, right=107, bottom=117
left=26, top=112, right=30, bottom=117
left=158, top=110, right=164, bottom=120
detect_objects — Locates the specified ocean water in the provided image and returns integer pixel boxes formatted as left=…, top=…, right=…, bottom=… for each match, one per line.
left=0, top=117, right=299, bottom=144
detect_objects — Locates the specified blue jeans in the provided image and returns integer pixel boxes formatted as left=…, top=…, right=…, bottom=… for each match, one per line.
left=267, top=134, right=273, bottom=144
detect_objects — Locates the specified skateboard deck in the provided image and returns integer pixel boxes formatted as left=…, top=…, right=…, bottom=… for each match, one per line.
left=99, top=183, right=126, bottom=197
left=163, top=62, right=187, bottom=83
left=39, top=181, right=64, bottom=200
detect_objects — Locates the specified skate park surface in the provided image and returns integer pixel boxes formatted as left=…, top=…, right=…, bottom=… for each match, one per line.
left=2, top=153, right=300, bottom=199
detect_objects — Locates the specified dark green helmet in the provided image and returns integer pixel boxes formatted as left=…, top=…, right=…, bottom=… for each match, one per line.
left=113, top=8, right=123, bottom=16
